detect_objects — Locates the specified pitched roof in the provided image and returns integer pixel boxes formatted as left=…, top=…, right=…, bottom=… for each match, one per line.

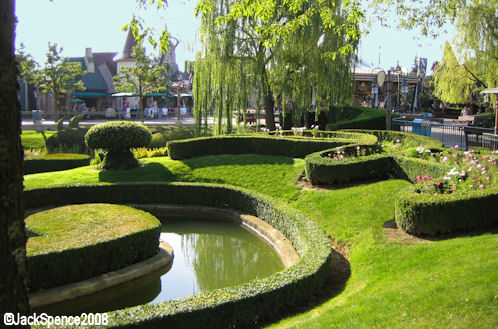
left=69, top=57, right=108, bottom=91
left=114, top=30, right=137, bottom=62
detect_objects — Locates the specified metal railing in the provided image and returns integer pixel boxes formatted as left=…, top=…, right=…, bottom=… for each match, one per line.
left=392, top=118, right=495, bottom=150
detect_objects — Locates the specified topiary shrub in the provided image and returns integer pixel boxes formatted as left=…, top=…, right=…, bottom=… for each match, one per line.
left=85, top=121, right=152, bottom=170
left=45, top=128, right=87, bottom=153
left=68, top=113, right=84, bottom=128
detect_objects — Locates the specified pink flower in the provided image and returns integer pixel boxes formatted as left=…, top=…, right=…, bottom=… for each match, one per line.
left=479, top=184, right=485, bottom=190
left=435, top=182, right=441, bottom=186
left=450, top=185, right=457, bottom=191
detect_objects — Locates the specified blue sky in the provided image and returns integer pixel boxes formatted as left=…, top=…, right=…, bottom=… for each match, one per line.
left=15, top=0, right=454, bottom=73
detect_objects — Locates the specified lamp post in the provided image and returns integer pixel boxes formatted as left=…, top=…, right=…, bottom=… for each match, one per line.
left=386, top=70, right=393, bottom=130
left=401, top=78, right=409, bottom=112
left=371, top=82, right=379, bottom=109
left=395, top=63, right=401, bottom=110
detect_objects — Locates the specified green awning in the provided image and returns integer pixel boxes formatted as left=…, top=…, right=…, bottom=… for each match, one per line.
left=145, top=92, right=175, bottom=97
left=73, top=91, right=110, bottom=98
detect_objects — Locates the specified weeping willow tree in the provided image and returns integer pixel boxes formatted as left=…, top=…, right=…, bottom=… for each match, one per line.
left=193, top=0, right=362, bottom=134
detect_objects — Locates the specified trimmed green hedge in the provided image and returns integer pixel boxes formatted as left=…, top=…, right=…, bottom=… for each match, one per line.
left=395, top=187, right=498, bottom=235
left=306, top=153, right=396, bottom=184
left=342, top=129, right=444, bottom=148
left=25, top=204, right=160, bottom=291
left=26, top=183, right=331, bottom=329
left=168, top=132, right=377, bottom=160
left=325, top=108, right=400, bottom=131
left=24, top=153, right=91, bottom=174
left=168, top=135, right=348, bottom=160
left=391, top=155, right=453, bottom=183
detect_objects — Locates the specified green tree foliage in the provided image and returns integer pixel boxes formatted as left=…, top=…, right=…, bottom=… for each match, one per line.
left=113, top=44, right=170, bottom=123
left=372, top=0, right=497, bottom=100
left=17, top=43, right=86, bottom=121
left=193, top=0, right=363, bottom=134
left=433, top=42, right=473, bottom=104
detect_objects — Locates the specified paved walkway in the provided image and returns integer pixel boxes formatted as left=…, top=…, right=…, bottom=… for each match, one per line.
left=22, top=115, right=202, bottom=130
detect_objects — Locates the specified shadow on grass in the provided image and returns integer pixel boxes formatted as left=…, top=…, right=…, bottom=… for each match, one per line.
left=383, top=219, right=498, bottom=243
left=184, top=154, right=295, bottom=170
left=258, top=241, right=351, bottom=328
left=98, top=162, right=177, bottom=183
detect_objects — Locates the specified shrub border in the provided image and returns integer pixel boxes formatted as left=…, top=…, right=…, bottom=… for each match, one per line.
left=24, top=156, right=91, bottom=174
left=167, top=132, right=377, bottom=160
left=26, top=183, right=332, bottom=329
left=303, top=129, right=496, bottom=235
left=25, top=204, right=161, bottom=291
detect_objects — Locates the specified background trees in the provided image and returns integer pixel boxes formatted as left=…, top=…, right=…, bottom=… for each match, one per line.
left=113, top=44, right=170, bottom=123
left=433, top=42, right=474, bottom=105
left=17, top=43, right=86, bottom=121
left=372, top=0, right=497, bottom=107
left=193, top=0, right=362, bottom=133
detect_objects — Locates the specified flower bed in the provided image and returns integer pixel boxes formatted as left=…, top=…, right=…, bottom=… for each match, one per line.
left=303, top=130, right=497, bottom=235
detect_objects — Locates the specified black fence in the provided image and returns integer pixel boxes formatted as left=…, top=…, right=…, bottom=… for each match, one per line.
left=392, top=118, right=496, bottom=150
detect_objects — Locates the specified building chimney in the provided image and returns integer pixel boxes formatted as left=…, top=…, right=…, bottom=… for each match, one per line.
left=84, top=47, right=95, bottom=73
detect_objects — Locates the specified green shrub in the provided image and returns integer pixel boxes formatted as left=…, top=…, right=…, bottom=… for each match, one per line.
left=342, top=129, right=444, bottom=148
left=45, top=128, right=88, bottom=153
left=167, top=135, right=351, bottom=160
left=391, top=155, right=453, bottom=183
left=395, top=187, right=498, bottom=235
left=306, top=153, right=396, bottom=184
left=325, top=107, right=400, bottom=130
left=25, top=183, right=331, bottom=329
left=25, top=203, right=160, bottom=291
left=68, top=113, right=84, bottom=128
left=24, top=153, right=91, bottom=174
left=85, top=121, right=152, bottom=170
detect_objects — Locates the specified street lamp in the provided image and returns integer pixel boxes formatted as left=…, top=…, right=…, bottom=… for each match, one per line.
left=371, top=82, right=379, bottom=108
left=401, top=79, right=409, bottom=112
left=401, top=79, right=409, bottom=94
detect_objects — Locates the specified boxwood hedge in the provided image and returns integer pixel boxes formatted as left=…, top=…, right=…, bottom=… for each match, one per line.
left=26, top=183, right=332, bottom=329
left=25, top=204, right=161, bottom=291
left=342, top=129, right=444, bottom=148
left=24, top=153, right=91, bottom=174
left=167, top=132, right=377, bottom=160
left=395, top=187, right=498, bottom=235
left=302, top=129, right=496, bottom=235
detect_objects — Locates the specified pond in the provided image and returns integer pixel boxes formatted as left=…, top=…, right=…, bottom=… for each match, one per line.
left=38, top=216, right=285, bottom=315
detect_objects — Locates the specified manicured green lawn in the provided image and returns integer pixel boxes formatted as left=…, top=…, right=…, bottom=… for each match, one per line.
left=23, top=154, right=497, bottom=328
left=21, top=130, right=57, bottom=149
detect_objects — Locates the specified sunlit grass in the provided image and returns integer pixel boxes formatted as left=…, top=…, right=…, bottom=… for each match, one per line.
left=23, top=153, right=498, bottom=328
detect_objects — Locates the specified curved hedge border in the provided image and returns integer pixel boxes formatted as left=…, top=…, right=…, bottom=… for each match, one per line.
left=305, top=130, right=445, bottom=185
left=167, top=132, right=377, bottom=160
left=395, top=187, right=498, bottom=235
left=24, top=154, right=91, bottom=174
left=25, top=204, right=161, bottom=291
left=342, top=129, right=444, bottom=148
left=303, top=129, right=496, bottom=235
left=26, top=183, right=331, bottom=329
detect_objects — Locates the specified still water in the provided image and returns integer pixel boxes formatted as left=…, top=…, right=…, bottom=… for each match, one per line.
left=38, top=216, right=284, bottom=315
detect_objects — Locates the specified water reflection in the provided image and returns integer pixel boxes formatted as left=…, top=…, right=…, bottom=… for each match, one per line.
left=152, top=217, right=284, bottom=301
left=35, top=216, right=284, bottom=315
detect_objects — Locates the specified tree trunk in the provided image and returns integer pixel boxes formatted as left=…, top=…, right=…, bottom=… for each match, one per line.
left=140, top=94, right=145, bottom=123
left=0, top=0, right=31, bottom=325
left=260, top=67, right=276, bottom=130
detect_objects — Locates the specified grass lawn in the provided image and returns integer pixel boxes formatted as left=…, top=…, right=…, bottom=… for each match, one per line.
left=21, top=130, right=57, bottom=149
left=23, top=154, right=498, bottom=328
